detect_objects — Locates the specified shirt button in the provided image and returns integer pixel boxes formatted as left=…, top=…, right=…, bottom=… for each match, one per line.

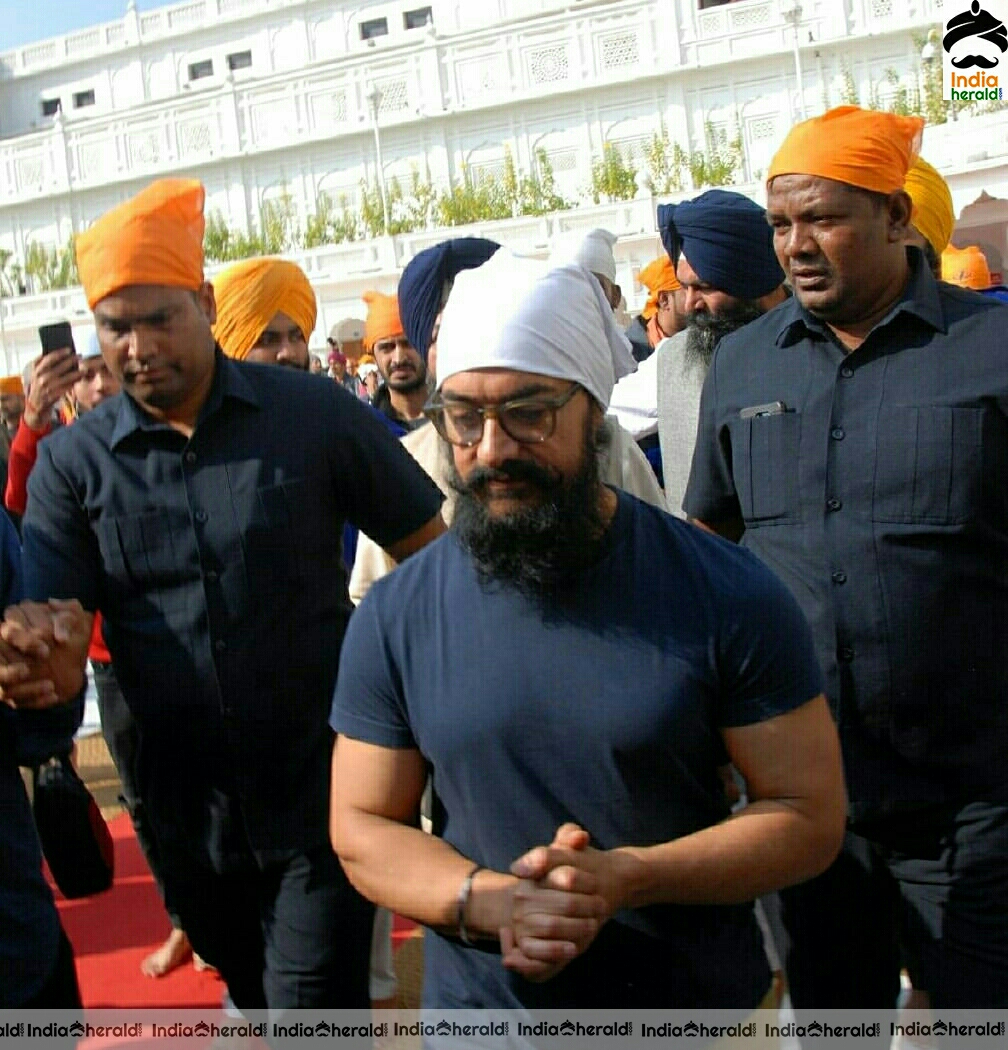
left=840, top=366, right=854, bottom=378
left=831, top=427, right=845, bottom=441
left=194, top=509, right=208, bottom=524
left=826, top=497, right=842, bottom=512
left=215, top=639, right=227, bottom=653
left=839, top=646, right=855, bottom=662
left=184, top=451, right=197, bottom=466
left=831, top=570, right=847, bottom=584
left=205, top=570, right=219, bottom=583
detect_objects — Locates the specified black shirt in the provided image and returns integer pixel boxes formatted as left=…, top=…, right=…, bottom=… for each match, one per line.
left=684, top=251, right=1008, bottom=824
left=21, top=352, right=443, bottom=866
left=372, top=384, right=427, bottom=434
left=625, top=315, right=654, bottom=363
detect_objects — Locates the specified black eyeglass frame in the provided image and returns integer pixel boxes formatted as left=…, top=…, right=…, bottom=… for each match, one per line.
left=423, top=382, right=582, bottom=447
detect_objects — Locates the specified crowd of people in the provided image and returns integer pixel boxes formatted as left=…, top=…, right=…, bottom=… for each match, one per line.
left=0, top=103, right=1006, bottom=1035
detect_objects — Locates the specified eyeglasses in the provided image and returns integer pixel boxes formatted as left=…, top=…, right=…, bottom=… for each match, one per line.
left=424, top=383, right=582, bottom=447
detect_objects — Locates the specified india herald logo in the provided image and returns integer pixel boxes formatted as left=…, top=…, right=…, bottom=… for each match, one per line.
left=944, top=1, right=1008, bottom=69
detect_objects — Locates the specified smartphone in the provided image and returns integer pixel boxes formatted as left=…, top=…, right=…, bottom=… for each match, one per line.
left=39, top=321, right=75, bottom=356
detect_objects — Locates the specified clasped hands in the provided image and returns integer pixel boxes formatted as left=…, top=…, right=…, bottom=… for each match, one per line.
left=498, top=823, right=636, bottom=983
left=0, top=599, right=92, bottom=709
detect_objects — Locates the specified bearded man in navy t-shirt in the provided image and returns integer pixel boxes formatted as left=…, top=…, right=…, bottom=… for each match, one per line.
left=329, top=250, right=846, bottom=1010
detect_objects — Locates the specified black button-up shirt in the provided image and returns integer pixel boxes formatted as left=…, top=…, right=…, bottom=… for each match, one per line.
left=21, top=352, right=443, bottom=866
left=684, top=251, right=1008, bottom=824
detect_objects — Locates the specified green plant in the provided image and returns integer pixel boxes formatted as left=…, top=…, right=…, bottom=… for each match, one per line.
left=386, top=169, right=440, bottom=234
left=304, top=192, right=358, bottom=248
left=884, top=68, right=916, bottom=117
left=23, top=238, right=77, bottom=291
left=644, top=129, right=688, bottom=194
left=0, top=249, right=13, bottom=297
left=203, top=210, right=236, bottom=261
left=687, top=123, right=744, bottom=188
left=590, top=143, right=638, bottom=203
left=516, top=149, right=571, bottom=215
left=259, top=189, right=300, bottom=254
left=437, top=163, right=513, bottom=226
left=840, top=63, right=860, bottom=107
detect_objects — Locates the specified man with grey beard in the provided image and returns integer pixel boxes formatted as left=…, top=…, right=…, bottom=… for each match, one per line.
left=656, top=191, right=788, bottom=515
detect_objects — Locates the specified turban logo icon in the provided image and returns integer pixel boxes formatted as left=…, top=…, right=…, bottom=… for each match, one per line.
left=943, top=1, right=1008, bottom=69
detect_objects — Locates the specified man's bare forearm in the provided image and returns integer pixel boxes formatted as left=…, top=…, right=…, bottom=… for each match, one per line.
left=333, top=808, right=517, bottom=938
left=614, top=797, right=845, bottom=911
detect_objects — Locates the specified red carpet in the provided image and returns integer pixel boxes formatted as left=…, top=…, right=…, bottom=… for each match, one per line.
left=53, top=812, right=418, bottom=1010
left=53, top=814, right=225, bottom=1009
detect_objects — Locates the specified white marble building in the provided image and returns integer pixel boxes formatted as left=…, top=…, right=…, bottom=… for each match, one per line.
left=0, top=0, right=1004, bottom=369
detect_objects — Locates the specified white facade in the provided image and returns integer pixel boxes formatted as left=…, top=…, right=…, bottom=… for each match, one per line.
left=0, top=0, right=1004, bottom=370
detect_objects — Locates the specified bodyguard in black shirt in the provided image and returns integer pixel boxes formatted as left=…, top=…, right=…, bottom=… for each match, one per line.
left=0, top=180, right=444, bottom=1014
left=686, top=108, right=1008, bottom=1009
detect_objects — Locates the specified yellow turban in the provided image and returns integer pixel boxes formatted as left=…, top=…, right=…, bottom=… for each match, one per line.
left=76, top=179, right=205, bottom=309
left=768, top=106, right=924, bottom=195
left=362, top=291, right=404, bottom=350
left=212, top=258, right=317, bottom=360
left=0, top=376, right=24, bottom=396
left=638, top=256, right=680, bottom=321
left=904, top=157, right=955, bottom=256
left=941, top=245, right=991, bottom=290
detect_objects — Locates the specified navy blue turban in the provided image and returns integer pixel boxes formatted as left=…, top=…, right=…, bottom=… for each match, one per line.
left=398, top=237, right=500, bottom=361
left=656, top=189, right=783, bottom=301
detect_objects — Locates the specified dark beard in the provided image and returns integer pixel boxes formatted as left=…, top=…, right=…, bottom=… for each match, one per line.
left=683, top=301, right=765, bottom=371
left=447, top=419, right=610, bottom=601
left=384, top=363, right=428, bottom=393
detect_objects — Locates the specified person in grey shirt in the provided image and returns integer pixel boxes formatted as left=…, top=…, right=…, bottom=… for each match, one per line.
left=656, top=191, right=787, bottom=514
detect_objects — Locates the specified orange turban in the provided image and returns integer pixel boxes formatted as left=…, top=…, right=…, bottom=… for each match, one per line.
left=941, top=245, right=991, bottom=290
left=0, top=376, right=24, bottom=396
left=362, top=291, right=404, bottom=350
left=904, top=157, right=955, bottom=257
left=767, top=106, right=924, bottom=195
left=638, top=256, right=680, bottom=321
left=212, top=258, right=317, bottom=360
left=76, top=179, right=206, bottom=309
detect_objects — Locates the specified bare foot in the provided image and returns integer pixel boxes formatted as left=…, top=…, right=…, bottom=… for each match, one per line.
left=141, top=928, right=191, bottom=978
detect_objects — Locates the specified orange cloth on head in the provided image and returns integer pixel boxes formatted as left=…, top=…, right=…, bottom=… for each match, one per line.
left=362, top=291, right=404, bottom=350
left=941, top=245, right=991, bottom=290
left=767, top=106, right=924, bottom=195
left=75, top=179, right=206, bottom=309
left=638, top=256, right=680, bottom=321
left=212, top=258, right=317, bottom=360
left=904, top=157, right=955, bottom=257
left=0, top=376, right=24, bottom=396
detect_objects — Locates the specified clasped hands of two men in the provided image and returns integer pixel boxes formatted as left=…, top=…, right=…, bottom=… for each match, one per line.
left=0, top=599, right=92, bottom=711
left=0, top=598, right=631, bottom=984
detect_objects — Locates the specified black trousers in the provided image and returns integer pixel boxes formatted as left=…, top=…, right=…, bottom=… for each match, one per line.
left=781, top=802, right=1008, bottom=1010
left=92, top=659, right=181, bottom=928
left=166, top=841, right=374, bottom=1013
left=24, top=926, right=82, bottom=1009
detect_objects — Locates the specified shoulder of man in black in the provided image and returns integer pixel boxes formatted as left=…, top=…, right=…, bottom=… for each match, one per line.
left=704, top=293, right=802, bottom=386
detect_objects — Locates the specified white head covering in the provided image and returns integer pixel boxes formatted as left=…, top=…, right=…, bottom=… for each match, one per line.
left=81, top=330, right=102, bottom=360
left=435, top=250, right=636, bottom=409
left=550, top=228, right=618, bottom=283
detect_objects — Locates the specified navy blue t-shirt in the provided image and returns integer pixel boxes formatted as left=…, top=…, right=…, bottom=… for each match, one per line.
left=331, top=491, right=824, bottom=1009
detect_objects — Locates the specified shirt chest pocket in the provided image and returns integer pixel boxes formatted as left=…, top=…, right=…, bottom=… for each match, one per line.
left=731, top=411, right=802, bottom=524
left=94, top=509, right=191, bottom=625
left=872, top=405, right=982, bottom=525
left=95, top=510, right=183, bottom=586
